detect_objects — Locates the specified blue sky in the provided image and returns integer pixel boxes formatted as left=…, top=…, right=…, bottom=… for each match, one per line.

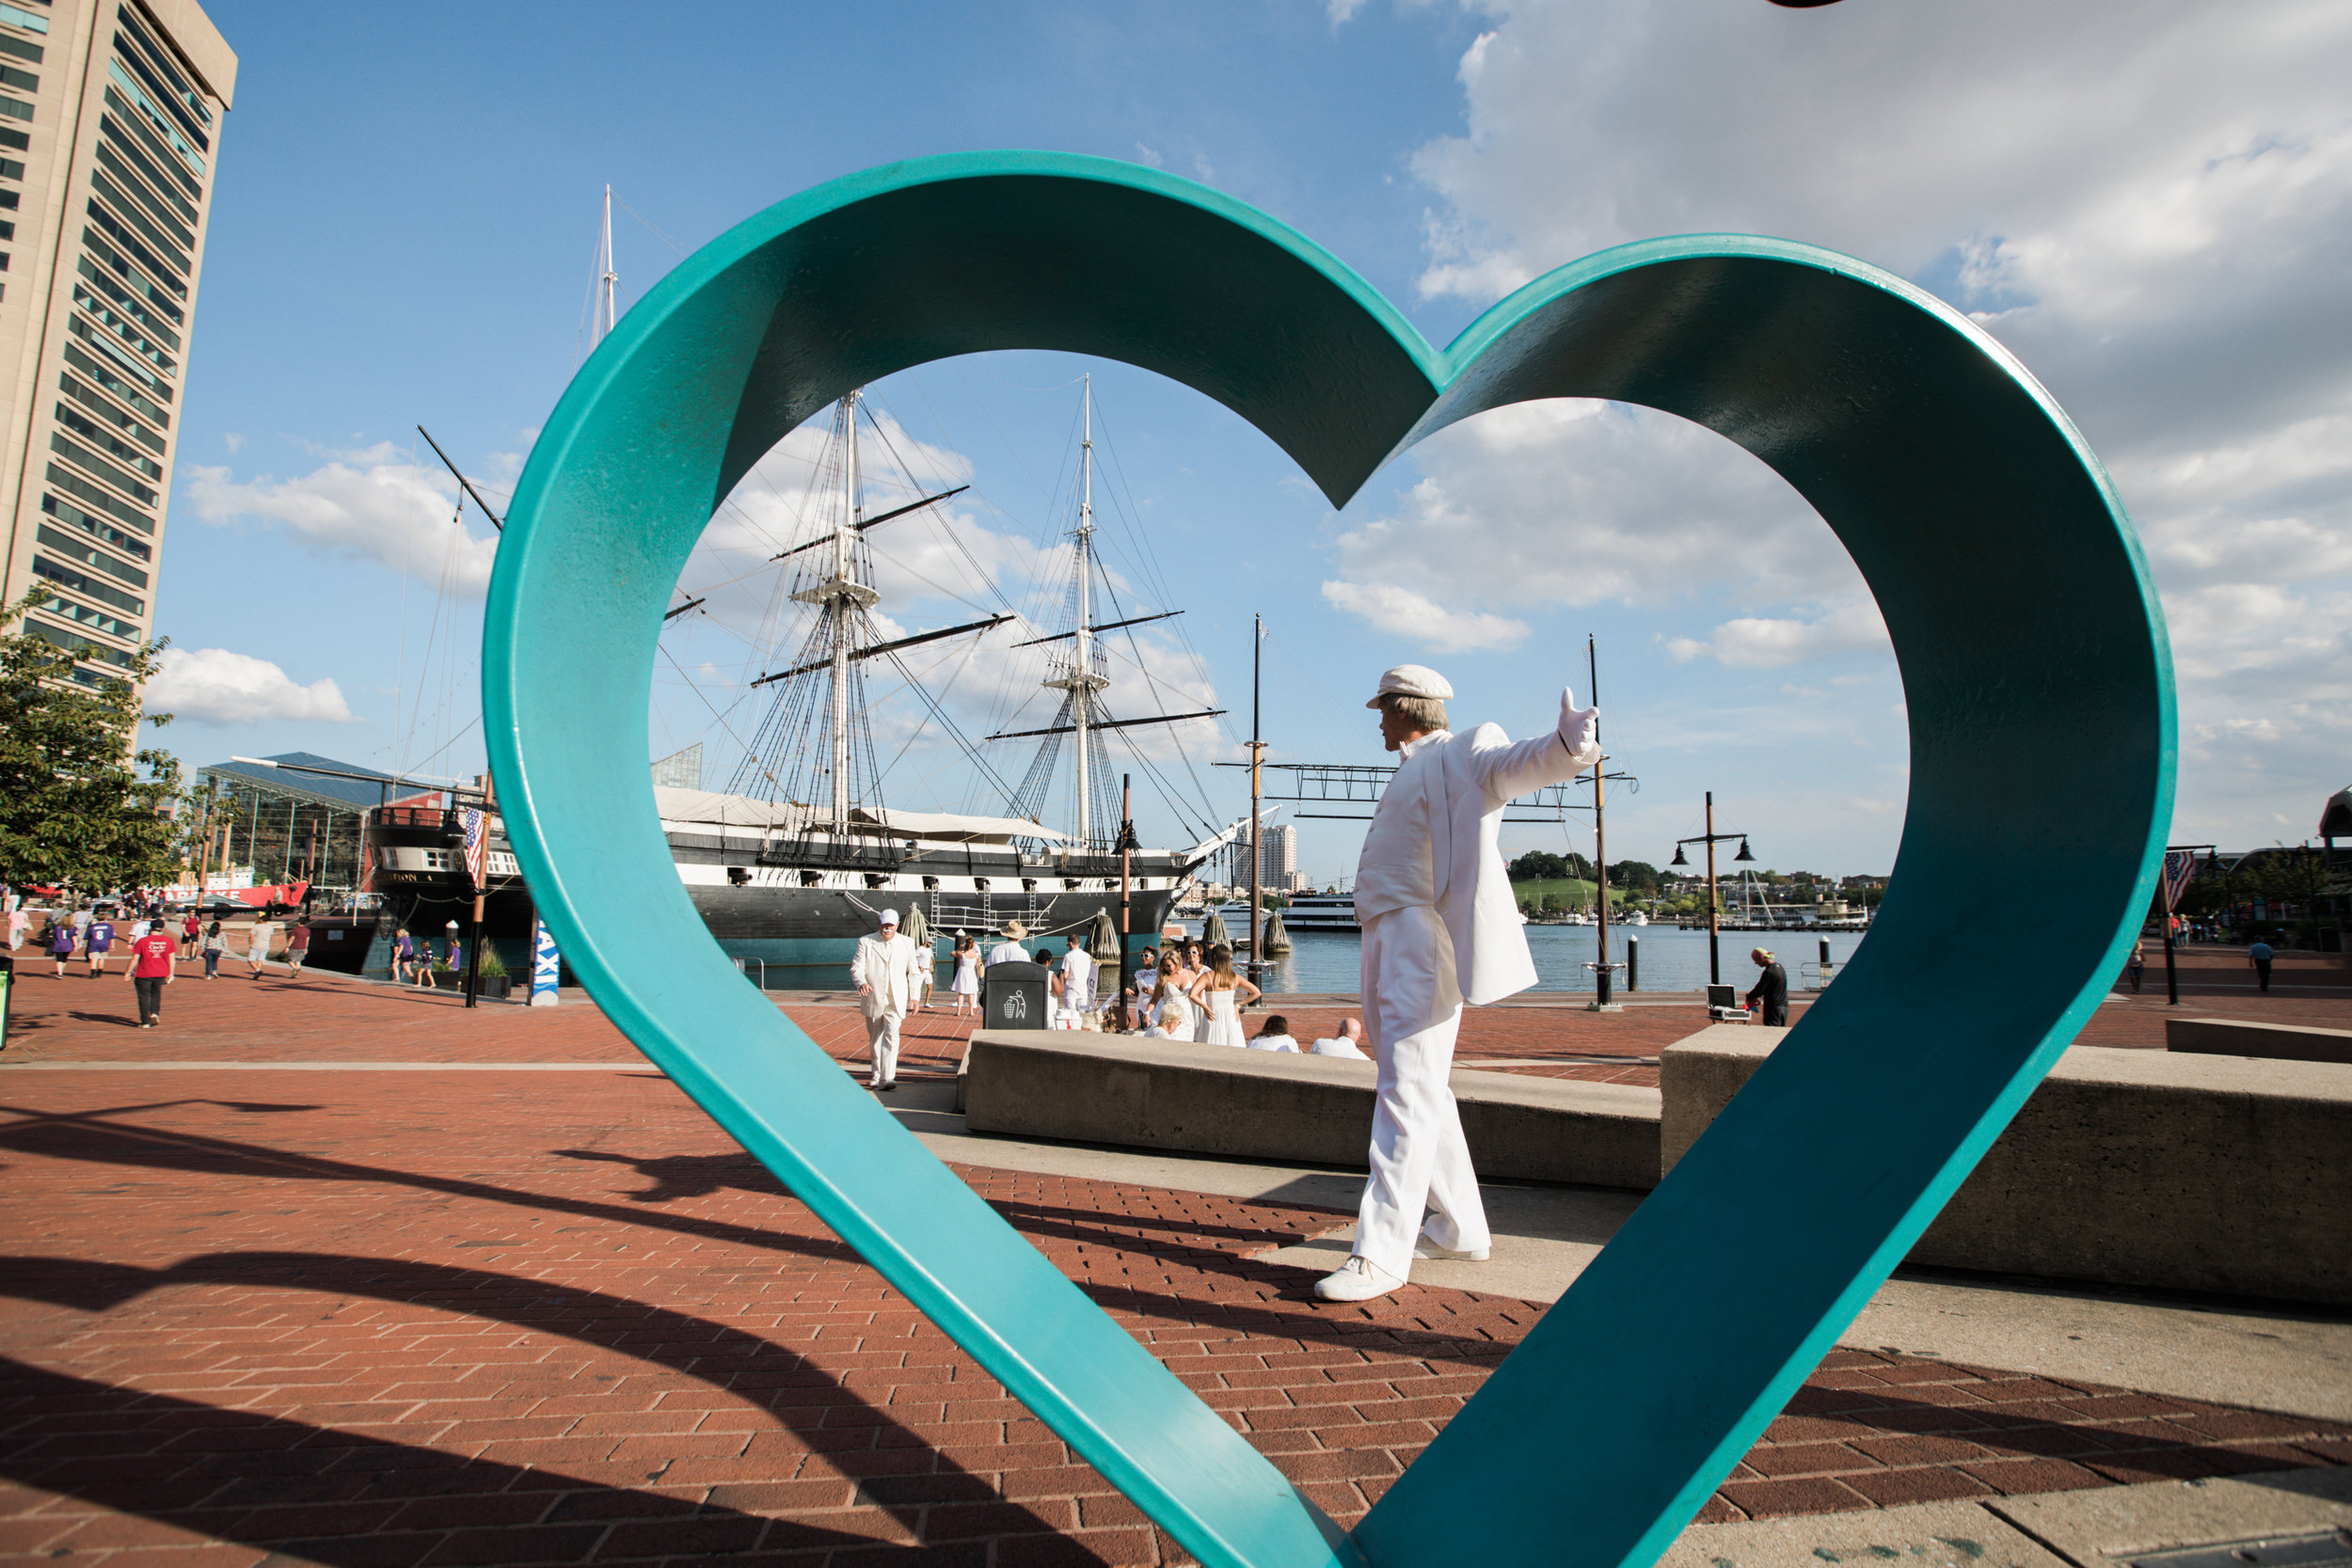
left=152, top=2, right=2352, bottom=885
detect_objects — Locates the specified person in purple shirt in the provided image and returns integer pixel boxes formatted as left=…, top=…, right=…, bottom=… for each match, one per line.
left=84, top=916, right=116, bottom=976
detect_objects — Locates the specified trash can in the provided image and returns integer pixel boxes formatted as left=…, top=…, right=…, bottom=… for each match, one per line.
left=981, top=961, right=1050, bottom=1030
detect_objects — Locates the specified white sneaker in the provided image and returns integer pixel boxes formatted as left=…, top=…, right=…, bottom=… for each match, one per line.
left=1313, top=1255, right=1406, bottom=1303
left=1413, top=1241, right=1489, bottom=1261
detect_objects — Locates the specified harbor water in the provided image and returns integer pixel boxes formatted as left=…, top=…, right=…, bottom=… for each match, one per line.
left=742, top=920, right=1870, bottom=995
left=1196, top=921, right=1872, bottom=995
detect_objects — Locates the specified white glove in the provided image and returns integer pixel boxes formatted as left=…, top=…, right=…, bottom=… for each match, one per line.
left=1559, top=688, right=1600, bottom=756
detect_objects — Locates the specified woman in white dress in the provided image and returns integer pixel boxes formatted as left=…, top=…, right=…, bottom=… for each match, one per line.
left=1154, top=956, right=1193, bottom=1038
left=1187, top=943, right=1260, bottom=1048
left=947, top=932, right=980, bottom=1016
left=1176, top=942, right=1207, bottom=1040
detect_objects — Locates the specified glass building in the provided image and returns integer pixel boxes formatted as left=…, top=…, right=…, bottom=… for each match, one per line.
left=0, top=0, right=235, bottom=685
left=193, top=753, right=430, bottom=896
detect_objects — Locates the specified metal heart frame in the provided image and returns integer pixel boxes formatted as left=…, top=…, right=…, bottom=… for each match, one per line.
left=483, top=151, right=2172, bottom=1568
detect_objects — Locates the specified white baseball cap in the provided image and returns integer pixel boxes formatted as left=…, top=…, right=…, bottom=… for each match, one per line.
left=1366, top=664, right=1454, bottom=708
left=879, top=909, right=899, bottom=927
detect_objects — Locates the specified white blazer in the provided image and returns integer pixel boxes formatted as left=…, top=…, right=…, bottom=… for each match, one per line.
left=1429, top=721, right=1601, bottom=1005
left=851, top=932, right=925, bottom=1018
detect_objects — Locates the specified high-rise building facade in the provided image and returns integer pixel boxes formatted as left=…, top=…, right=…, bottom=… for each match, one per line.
left=1233, top=821, right=1299, bottom=892
left=0, top=0, right=234, bottom=685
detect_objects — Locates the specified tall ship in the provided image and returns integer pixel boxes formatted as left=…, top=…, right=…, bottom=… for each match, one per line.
left=357, top=196, right=1247, bottom=980
left=663, top=380, right=1242, bottom=974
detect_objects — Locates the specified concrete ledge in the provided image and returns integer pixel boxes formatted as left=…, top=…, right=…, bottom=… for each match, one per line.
left=1662, top=1025, right=2352, bottom=1306
left=2168, top=1015, right=2352, bottom=1065
left=962, top=1030, right=1660, bottom=1190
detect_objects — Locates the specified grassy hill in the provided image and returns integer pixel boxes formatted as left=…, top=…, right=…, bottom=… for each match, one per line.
left=1508, top=877, right=1629, bottom=910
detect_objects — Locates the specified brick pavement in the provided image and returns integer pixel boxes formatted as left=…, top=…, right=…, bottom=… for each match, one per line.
left=0, top=1065, right=2343, bottom=1568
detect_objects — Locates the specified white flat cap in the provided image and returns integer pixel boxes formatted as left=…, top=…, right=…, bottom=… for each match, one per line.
left=879, top=909, right=899, bottom=926
left=1366, top=663, right=1454, bottom=708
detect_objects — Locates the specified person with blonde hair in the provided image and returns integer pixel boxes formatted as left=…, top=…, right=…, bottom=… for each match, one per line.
left=1313, top=664, right=1602, bottom=1305
left=1746, top=947, right=1788, bottom=1025
left=1187, top=943, right=1260, bottom=1047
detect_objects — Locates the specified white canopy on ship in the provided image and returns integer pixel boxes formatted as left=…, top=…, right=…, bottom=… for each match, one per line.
left=652, top=786, right=1069, bottom=846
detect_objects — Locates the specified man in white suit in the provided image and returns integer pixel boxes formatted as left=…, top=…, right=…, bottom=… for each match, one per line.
left=852, top=909, right=925, bottom=1093
left=1315, top=665, right=1602, bottom=1303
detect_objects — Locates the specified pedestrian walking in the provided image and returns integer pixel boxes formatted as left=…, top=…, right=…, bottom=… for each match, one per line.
left=285, top=921, right=310, bottom=979
left=1186, top=943, right=1259, bottom=1046
left=48, top=917, right=76, bottom=976
left=2124, top=941, right=2145, bottom=993
left=179, top=911, right=200, bottom=958
left=1746, top=947, right=1789, bottom=1025
left=127, top=922, right=176, bottom=1028
left=84, top=913, right=116, bottom=976
left=6, top=904, right=25, bottom=951
left=2249, top=935, right=2275, bottom=992
left=245, top=919, right=277, bottom=977
left=1311, top=665, right=1601, bottom=1304
left=947, top=932, right=979, bottom=1016
left=852, top=909, right=924, bottom=1092
left=201, top=921, right=225, bottom=978
left=392, top=927, right=416, bottom=984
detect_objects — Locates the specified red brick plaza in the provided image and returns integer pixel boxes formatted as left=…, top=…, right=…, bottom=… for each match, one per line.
left=0, top=953, right=2344, bottom=1567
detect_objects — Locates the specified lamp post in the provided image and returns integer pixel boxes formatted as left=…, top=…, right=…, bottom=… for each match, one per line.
left=1671, top=793, right=1755, bottom=987
left=2160, top=844, right=2217, bottom=1006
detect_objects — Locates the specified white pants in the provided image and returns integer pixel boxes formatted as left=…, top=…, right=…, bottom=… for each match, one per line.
left=1350, top=905, right=1490, bottom=1279
left=865, top=1008, right=902, bottom=1085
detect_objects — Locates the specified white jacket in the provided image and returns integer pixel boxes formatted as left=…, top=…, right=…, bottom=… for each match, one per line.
left=1358, top=710, right=1600, bottom=1006
left=852, top=931, right=925, bottom=1018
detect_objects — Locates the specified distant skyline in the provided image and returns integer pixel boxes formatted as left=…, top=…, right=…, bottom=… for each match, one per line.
left=149, top=2, right=2352, bottom=885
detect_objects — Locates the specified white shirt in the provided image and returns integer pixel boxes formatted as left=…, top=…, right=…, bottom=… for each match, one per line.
left=1060, top=948, right=1096, bottom=1008
left=1311, top=1036, right=1371, bottom=1059
left=1353, top=731, right=1444, bottom=923
left=986, top=940, right=1030, bottom=967
left=1247, top=1033, right=1300, bottom=1053
left=1354, top=710, right=1601, bottom=1006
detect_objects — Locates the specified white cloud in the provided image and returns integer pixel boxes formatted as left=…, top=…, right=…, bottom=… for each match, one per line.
left=146, top=647, right=355, bottom=725
left=1320, top=578, right=1528, bottom=652
left=1666, top=599, right=1888, bottom=671
left=1397, top=0, right=2352, bottom=843
left=185, top=442, right=499, bottom=596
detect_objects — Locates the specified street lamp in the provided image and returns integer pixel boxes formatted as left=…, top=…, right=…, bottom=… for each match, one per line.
left=1674, top=793, right=1754, bottom=987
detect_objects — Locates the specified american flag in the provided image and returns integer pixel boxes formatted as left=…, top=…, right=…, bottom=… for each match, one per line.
left=460, top=808, right=489, bottom=889
left=2160, top=847, right=2199, bottom=911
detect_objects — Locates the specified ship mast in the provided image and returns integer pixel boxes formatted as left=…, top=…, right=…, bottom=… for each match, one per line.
left=1045, top=375, right=1110, bottom=847
left=788, top=394, right=878, bottom=835
left=596, top=185, right=618, bottom=343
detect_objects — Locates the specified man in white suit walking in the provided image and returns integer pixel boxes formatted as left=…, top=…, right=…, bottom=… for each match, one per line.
left=852, top=909, right=925, bottom=1093
left=1315, top=665, right=1602, bottom=1304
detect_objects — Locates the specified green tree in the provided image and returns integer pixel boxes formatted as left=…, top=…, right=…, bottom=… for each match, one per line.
left=0, top=590, right=182, bottom=895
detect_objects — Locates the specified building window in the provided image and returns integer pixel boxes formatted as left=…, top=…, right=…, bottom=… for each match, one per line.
left=40, top=492, right=151, bottom=561
left=32, top=556, right=143, bottom=617
left=36, top=525, right=148, bottom=589
left=60, top=373, right=165, bottom=454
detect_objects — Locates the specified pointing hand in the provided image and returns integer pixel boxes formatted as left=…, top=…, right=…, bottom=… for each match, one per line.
left=1559, top=688, right=1599, bottom=754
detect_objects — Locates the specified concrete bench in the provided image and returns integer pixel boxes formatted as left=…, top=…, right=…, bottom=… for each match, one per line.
left=961, top=1030, right=1661, bottom=1190
left=2167, top=1016, right=2352, bottom=1065
left=1661, top=1025, right=2352, bottom=1307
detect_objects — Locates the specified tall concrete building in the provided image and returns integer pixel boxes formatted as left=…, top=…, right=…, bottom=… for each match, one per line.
left=0, top=0, right=234, bottom=685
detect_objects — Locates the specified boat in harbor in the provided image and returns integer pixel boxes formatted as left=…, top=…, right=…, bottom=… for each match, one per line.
left=656, top=378, right=1247, bottom=974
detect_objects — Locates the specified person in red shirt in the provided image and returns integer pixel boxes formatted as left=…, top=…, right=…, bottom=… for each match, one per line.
left=128, top=926, right=177, bottom=1028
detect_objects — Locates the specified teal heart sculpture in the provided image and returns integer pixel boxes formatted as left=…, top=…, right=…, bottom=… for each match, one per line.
left=483, top=152, right=2172, bottom=1568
